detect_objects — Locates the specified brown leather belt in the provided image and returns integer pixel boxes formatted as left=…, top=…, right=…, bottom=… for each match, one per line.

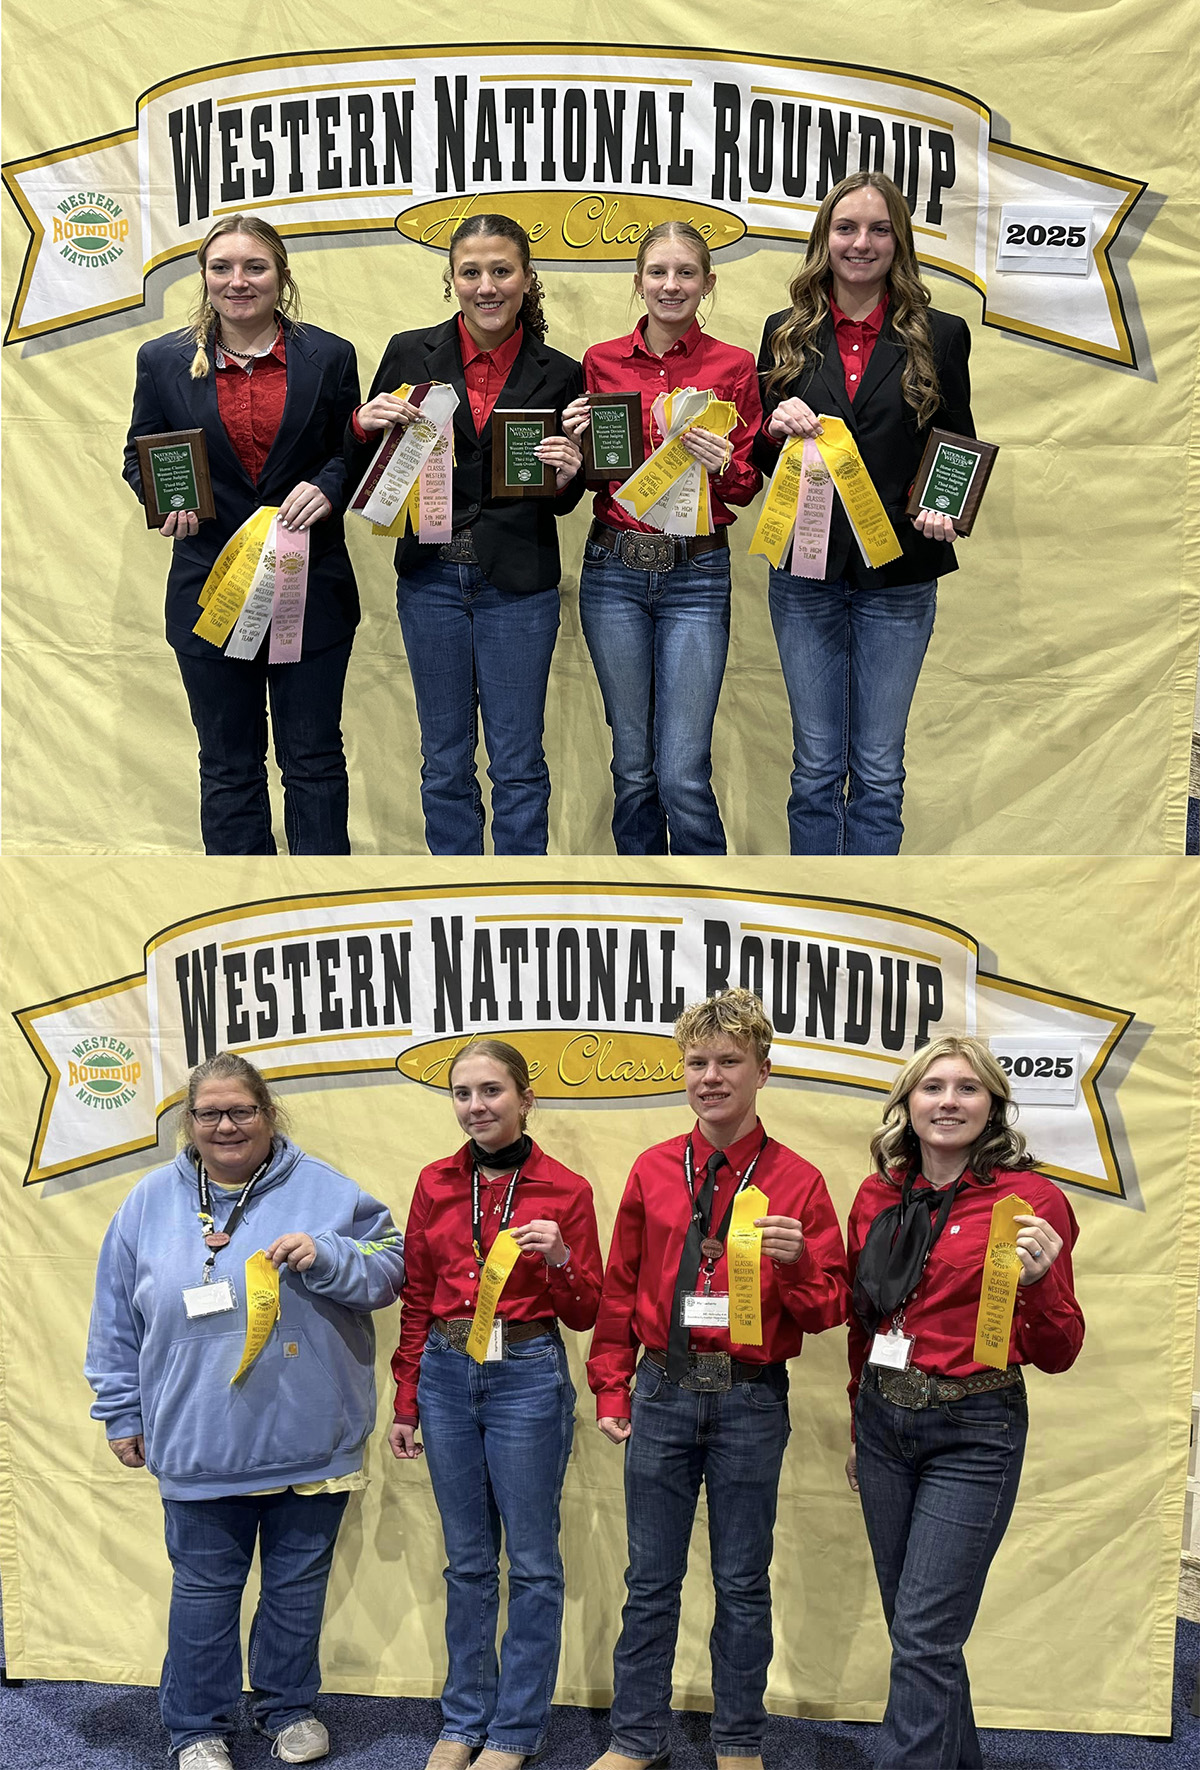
left=589, top=520, right=729, bottom=573
left=642, top=1346, right=782, bottom=1393
left=432, top=1316, right=556, bottom=1354
left=862, top=1361, right=1025, bottom=1411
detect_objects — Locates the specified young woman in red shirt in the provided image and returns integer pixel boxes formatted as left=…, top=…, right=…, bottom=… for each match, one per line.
left=846, top=1035, right=1084, bottom=1769
left=389, top=1039, right=603, bottom=1770
left=562, top=222, right=763, bottom=855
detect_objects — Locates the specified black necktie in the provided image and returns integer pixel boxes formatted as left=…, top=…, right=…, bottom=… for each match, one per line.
left=666, top=1148, right=726, bottom=1381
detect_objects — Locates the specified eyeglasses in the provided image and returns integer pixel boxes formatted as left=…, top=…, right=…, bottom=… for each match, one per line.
left=189, top=1104, right=262, bottom=1128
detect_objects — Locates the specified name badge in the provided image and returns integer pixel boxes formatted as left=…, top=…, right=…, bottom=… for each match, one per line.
left=868, top=1329, right=914, bottom=1370
left=485, top=1319, right=507, bottom=1362
left=682, top=1292, right=730, bottom=1328
left=183, top=1278, right=237, bottom=1320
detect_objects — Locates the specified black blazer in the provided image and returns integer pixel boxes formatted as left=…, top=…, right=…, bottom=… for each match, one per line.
left=346, top=317, right=586, bottom=594
left=123, top=321, right=361, bottom=659
left=754, top=306, right=973, bottom=587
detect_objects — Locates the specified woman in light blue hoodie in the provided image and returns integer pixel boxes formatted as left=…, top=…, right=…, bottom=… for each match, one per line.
left=85, top=1052, right=405, bottom=1770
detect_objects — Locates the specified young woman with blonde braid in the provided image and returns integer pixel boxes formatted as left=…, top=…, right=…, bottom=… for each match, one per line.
left=123, top=215, right=361, bottom=854
left=755, top=172, right=975, bottom=855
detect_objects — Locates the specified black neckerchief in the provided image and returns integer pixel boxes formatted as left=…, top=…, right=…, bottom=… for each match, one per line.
left=469, top=1132, right=531, bottom=1171
left=470, top=1136, right=532, bottom=1264
left=852, top=1168, right=969, bottom=1332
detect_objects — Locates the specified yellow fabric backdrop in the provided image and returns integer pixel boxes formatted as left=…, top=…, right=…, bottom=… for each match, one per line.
left=1, top=1, right=1197, bottom=855
left=1, top=856, right=1197, bottom=1736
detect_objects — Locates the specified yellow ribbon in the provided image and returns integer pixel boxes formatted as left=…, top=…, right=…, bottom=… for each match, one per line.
left=193, top=505, right=277, bottom=643
left=747, top=435, right=807, bottom=567
left=811, top=417, right=903, bottom=568
left=727, top=1184, right=769, bottom=1348
left=972, top=1192, right=1032, bottom=1370
left=230, top=1250, right=280, bottom=1384
left=466, top=1228, right=523, bottom=1364
left=614, top=390, right=738, bottom=526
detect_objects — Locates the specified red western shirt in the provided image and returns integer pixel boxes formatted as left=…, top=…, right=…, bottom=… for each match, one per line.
left=583, top=317, right=763, bottom=533
left=845, top=1167, right=1084, bottom=1419
left=457, top=314, right=525, bottom=435
left=829, top=295, right=888, bottom=401
left=391, top=1140, right=604, bottom=1422
left=587, top=1119, right=849, bottom=1418
left=214, top=326, right=288, bottom=483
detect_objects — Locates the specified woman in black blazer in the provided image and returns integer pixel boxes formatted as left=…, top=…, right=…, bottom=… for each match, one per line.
left=123, top=215, right=360, bottom=855
left=755, top=172, right=973, bottom=856
left=347, top=214, right=584, bottom=856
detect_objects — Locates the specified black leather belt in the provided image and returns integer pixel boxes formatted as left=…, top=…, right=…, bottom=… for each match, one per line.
left=861, top=1361, right=1025, bottom=1410
left=642, top=1346, right=782, bottom=1393
left=589, top=521, right=729, bottom=573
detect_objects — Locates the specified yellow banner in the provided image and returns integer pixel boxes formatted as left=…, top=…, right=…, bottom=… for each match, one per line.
left=972, top=1191, right=1032, bottom=1370
left=747, top=435, right=806, bottom=567
left=193, top=506, right=276, bottom=644
left=812, top=417, right=904, bottom=569
left=727, top=1183, right=769, bottom=1347
left=230, top=1249, right=280, bottom=1384
left=614, top=390, right=736, bottom=523
left=466, top=1227, right=522, bottom=1363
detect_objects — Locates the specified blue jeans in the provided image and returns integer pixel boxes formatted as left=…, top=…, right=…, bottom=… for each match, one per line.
left=173, top=638, right=353, bottom=855
left=159, top=1489, right=349, bottom=1753
left=396, top=562, right=561, bottom=854
left=579, top=541, right=730, bottom=854
left=608, top=1359, right=791, bottom=1758
left=767, top=569, right=938, bottom=854
left=417, top=1328, right=576, bottom=1754
left=854, top=1376, right=1029, bottom=1769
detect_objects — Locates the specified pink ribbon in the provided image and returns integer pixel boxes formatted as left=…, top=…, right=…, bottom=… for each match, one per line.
left=789, top=439, right=834, bottom=579
left=267, top=523, right=310, bottom=664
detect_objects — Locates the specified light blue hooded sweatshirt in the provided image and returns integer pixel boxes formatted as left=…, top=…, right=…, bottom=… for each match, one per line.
left=85, top=1139, right=405, bottom=1500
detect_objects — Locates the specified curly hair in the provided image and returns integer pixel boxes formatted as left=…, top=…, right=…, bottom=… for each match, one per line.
left=444, top=213, right=548, bottom=341
left=177, top=1051, right=290, bottom=1152
left=869, top=1035, right=1035, bottom=1185
left=763, top=171, right=941, bottom=425
left=185, top=214, right=300, bottom=380
left=673, top=988, right=773, bottom=1066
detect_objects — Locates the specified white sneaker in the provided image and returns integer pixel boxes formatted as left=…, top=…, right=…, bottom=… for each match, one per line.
left=178, top=1743, right=233, bottom=1770
left=272, top=1717, right=331, bottom=1763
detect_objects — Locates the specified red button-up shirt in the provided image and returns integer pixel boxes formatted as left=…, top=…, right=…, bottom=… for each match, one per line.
left=391, top=1140, right=604, bottom=1422
left=214, top=326, right=288, bottom=482
left=457, top=313, right=525, bottom=436
left=583, top=318, right=763, bottom=533
left=845, top=1167, right=1084, bottom=1421
left=586, top=1119, right=849, bottom=1418
left=829, top=295, right=888, bottom=402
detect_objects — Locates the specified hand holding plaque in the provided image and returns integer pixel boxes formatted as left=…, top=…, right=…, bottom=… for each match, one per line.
left=905, top=430, right=998, bottom=536
left=135, top=430, right=215, bottom=529
left=582, top=391, right=645, bottom=485
left=490, top=408, right=557, bottom=498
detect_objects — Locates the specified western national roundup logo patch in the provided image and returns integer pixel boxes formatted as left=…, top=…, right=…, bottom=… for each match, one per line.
left=14, top=883, right=1132, bottom=1198
left=2, top=41, right=1144, bottom=363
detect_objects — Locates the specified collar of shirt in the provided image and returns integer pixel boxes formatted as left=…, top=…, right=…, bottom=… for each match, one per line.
left=215, top=323, right=286, bottom=372
left=456, top=312, right=524, bottom=377
left=624, top=313, right=705, bottom=366
left=688, top=1118, right=766, bottom=1183
left=829, top=294, right=889, bottom=341
left=905, top=1166, right=997, bottom=1196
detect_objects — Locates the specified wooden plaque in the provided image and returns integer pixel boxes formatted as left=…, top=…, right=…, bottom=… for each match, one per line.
left=491, top=408, right=556, bottom=498
left=582, top=390, right=645, bottom=485
left=905, top=429, right=999, bottom=537
left=135, top=429, right=216, bottom=528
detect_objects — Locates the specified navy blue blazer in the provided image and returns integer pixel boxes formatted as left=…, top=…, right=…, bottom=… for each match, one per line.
left=345, top=316, right=586, bottom=595
left=754, top=306, right=973, bottom=588
left=123, top=321, right=361, bottom=658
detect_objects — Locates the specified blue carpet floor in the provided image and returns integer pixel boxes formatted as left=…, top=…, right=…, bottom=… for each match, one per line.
left=2, top=1620, right=1197, bottom=1770
left=1187, top=795, right=1199, bottom=854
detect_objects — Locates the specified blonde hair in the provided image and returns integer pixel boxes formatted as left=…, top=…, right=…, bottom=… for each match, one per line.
left=177, top=1051, right=289, bottom=1150
left=763, top=171, right=941, bottom=425
left=448, top=1037, right=535, bottom=1127
left=869, top=1035, right=1034, bottom=1184
left=186, top=215, right=300, bottom=379
left=674, top=988, right=772, bottom=1067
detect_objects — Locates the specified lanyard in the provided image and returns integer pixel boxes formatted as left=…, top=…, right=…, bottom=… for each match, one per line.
left=684, top=1130, right=769, bottom=1259
left=471, top=1160, right=524, bottom=1264
left=196, top=1152, right=272, bottom=1281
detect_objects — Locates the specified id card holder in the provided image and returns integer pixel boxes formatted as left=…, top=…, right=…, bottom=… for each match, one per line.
left=485, top=1318, right=508, bottom=1362
left=868, top=1328, right=915, bottom=1370
left=183, top=1278, right=237, bottom=1320
left=682, top=1292, right=730, bottom=1329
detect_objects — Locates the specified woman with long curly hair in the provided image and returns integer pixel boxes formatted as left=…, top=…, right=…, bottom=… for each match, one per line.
left=755, top=172, right=975, bottom=854
left=845, top=1035, right=1084, bottom=1769
left=123, top=215, right=361, bottom=854
left=346, top=214, right=585, bottom=855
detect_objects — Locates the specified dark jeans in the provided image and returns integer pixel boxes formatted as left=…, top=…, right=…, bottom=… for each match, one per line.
left=608, top=1359, right=791, bottom=1758
left=159, top=1488, right=349, bottom=1753
left=854, top=1376, right=1029, bottom=1769
left=173, top=638, right=353, bottom=854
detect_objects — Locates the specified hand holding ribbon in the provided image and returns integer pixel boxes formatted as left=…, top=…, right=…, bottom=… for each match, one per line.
left=1013, top=1213, right=1063, bottom=1284
left=755, top=1214, right=805, bottom=1263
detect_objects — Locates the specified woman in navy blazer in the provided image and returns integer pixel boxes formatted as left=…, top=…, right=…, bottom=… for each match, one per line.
left=123, top=214, right=360, bottom=855
left=346, top=214, right=584, bottom=856
left=755, top=172, right=974, bottom=856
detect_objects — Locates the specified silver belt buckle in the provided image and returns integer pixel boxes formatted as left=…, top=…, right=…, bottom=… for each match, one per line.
left=617, top=531, right=678, bottom=573
left=880, top=1365, right=932, bottom=1409
left=681, top=1351, right=732, bottom=1392
left=441, top=1319, right=473, bottom=1353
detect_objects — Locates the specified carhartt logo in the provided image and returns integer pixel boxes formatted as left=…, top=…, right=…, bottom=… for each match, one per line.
left=67, top=1039, right=141, bottom=1110
left=51, top=193, right=128, bottom=268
